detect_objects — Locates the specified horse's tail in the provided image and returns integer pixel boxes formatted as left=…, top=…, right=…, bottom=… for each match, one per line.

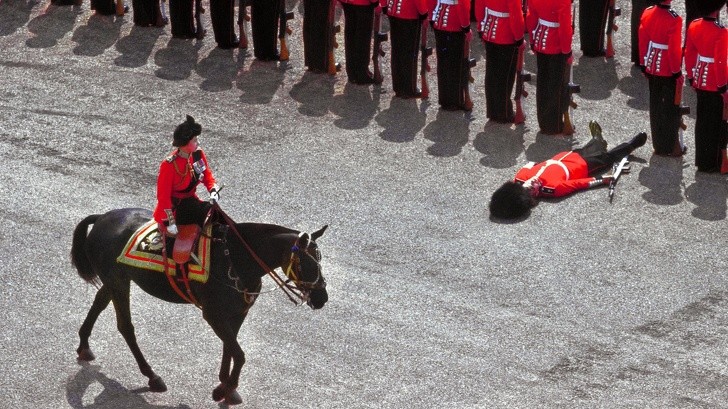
left=71, top=214, right=101, bottom=286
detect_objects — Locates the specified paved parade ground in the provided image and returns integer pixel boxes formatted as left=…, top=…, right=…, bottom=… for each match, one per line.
left=2, top=1, right=728, bottom=408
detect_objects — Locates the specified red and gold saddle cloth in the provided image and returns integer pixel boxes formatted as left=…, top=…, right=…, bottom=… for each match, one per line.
left=116, top=220, right=212, bottom=283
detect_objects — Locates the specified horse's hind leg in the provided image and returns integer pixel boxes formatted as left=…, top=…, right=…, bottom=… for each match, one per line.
left=110, top=282, right=168, bottom=392
left=77, top=285, right=112, bottom=361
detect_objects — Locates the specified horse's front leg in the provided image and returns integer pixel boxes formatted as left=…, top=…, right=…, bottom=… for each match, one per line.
left=212, top=342, right=245, bottom=405
left=206, top=315, right=246, bottom=405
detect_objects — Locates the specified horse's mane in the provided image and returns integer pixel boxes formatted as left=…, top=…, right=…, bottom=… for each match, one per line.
left=233, top=222, right=298, bottom=238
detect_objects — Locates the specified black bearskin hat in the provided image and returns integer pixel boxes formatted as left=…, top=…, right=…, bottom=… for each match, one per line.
left=172, top=115, right=202, bottom=147
left=489, top=181, right=534, bottom=219
left=687, top=0, right=725, bottom=16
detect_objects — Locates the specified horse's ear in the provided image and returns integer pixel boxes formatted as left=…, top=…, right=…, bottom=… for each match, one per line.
left=311, top=225, right=328, bottom=241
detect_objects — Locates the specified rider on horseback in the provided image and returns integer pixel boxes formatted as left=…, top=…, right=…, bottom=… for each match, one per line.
left=153, top=115, right=220, bottom=258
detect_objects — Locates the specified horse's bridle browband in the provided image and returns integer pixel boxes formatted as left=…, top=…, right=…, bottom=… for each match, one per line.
left=212, top=204, right=324, bottom=306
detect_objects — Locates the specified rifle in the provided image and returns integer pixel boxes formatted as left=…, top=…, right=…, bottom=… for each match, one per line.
left=563, top=1, right=579, bottom=134
left=514, top=0, right=531, bottom=124
left=462, top=29, right=476, bottom=111
left=605, top=0, right=620, bottom=58
left=674, top=77, right=689, bottom=155
left=327, top=0, right=342, bottom=74
left=238, top=0, right=250, bottom=49
left=278, top=0, right=295, bottom=61
left=195, top=0, right=206, bottom=39
left=420, top=18, right=432, bottom=98
left=372, top=6, right=388, bottom=84
left=116, top=0, right=125, bottom=16
left=608, top=156, right=630, bottom=202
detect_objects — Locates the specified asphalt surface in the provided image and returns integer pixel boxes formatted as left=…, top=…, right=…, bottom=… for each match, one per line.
left=1, top=1, right=728, bottom=408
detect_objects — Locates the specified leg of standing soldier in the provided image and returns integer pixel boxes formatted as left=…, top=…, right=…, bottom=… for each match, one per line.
left=303, top=0, right=331, bottom=72
left=579, top=0, right=610, bottom=57
left=694, top=90, right=727, bottom=172
left=210, top=0, right=239, bottom=49
left=251, top=0, right=280, bottom=60
left=342, top=3, right=375, bottom=84
left=390, top=17, right=421, bottom=98
left=536, top=53, right=568, bottom=134
left=648, top=75, right=681, bottom=155
left=484, top=41, right=518, bottom=123
left=169, top=0, right=196, bottom=38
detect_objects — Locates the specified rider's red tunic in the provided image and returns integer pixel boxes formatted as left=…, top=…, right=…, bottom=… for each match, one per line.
left=153, top=148, right=217, bottom=223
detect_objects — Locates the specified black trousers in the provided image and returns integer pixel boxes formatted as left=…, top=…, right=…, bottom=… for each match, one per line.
left=434, top=28, right=467, bottom=109
left=251, top=0, right=281, bottom=60
left=342, top=3, right=375, bottom=83
left=132, top=0, right=163, bottom=26
left=484, top=41, right=518, bottom=123
left=210, top=0, right=237, bottom=48
left=579, top=0, right=609, bottom=57
left=535, top=52, right=569, bottom=134
left=694, top=90, right=728, bottom=172
left=169, top=0, right=196, bottom=38
left=646, top=74, right=680, bottom=155
left=303, top=0, right=333, bottom=72
left=630, top=0, right=652, bottom=64
left=578, top=136, right=642, bottom=175
left=174, top=197, right=212, bottom=227
left=91, top=0, right=116, bottom=14
left=389, top=16, right=421, bottom=97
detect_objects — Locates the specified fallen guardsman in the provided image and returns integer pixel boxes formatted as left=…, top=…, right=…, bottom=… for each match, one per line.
left=489, top=121, right=648, bottom=219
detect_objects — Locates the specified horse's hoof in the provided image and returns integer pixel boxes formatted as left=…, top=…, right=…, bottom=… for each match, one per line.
left=77, top=348, right=96, bottom=362
left=224, top=390, right=242, bottom=405
left=148, top=375, right=167, bottom=392
left=212, top=384, right=226, bottom=402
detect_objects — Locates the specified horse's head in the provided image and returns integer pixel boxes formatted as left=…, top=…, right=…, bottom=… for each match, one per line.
left=283, top=225, right=329, bottom=310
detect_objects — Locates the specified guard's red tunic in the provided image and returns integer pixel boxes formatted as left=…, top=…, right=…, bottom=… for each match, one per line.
left=153, top=148, right=217, bottom=223
left=383, top=0, right=430, bottom=20
left=685, top=18, right=728, bottom=92
left=514, top=151, right=598, bottom=197
left=430, top=0, right=471, bottom=32
left=638, top=4, right=683, bottom=77
left=475, top=0, right=525, bottom=44
left=525, top=0, right=572, bottom=55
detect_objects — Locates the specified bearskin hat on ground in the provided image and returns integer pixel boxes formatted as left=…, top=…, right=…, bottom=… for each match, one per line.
left=173, top=115, right=202, bottom=147
left=489, top=181, right=534, bottom=219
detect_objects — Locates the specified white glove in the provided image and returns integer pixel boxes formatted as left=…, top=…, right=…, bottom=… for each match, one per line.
left=209, top=187, right=220, bottom=203
left=167, top=223, right=178, bottom=235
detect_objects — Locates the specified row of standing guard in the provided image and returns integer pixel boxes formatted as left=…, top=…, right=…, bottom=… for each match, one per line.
left=59, top=0, right=727, bottom=172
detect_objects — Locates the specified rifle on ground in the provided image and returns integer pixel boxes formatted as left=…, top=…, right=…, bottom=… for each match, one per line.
left=420, top=18, right=432, bottom=98
left=605, top=0, right=620, bottom=58
left=514, top=0, right=531, bottom=124
left=327, top=0, right=342, bottom=74
left=238, top=0, right=250, bottom=49
left=608, top=156, right=630, bottom=202
left=563, top=1, right=579, bottom=134
left=462, top=29, right=476, bottom=111
left=372, top=6, right=388, bottom=84
left=195, top=0, right=206, bottom=39
left=278, top=0, right=294, bottom=61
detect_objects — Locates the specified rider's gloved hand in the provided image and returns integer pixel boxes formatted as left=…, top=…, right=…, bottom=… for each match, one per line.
left=209, top=187, right=220, bottom=203
left=158, top=222, right=178, bottom=236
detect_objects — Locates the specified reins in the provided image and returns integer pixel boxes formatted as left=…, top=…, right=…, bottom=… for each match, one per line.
left=211, top=203, right=311, bottom=306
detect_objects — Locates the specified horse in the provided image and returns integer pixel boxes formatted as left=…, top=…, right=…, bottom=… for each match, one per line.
left=70, top=207, right=328, bottom=405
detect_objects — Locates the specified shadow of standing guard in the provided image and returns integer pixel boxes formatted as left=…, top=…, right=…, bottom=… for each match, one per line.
left=374, top=96, right=427, bottom=142
left=26, top=3, right=82, bottom=49
left=196, top=47, right=239, bottom=92
left=115, top=25, right=166, bottom=68
left=638, top=155, right=685, bottom=206
left=329, top=82, right=383, bottom=131
left=289, top=71, right=338, bottom=117
left=684, top=173, right=728, bottom=221
left=473, top=122, right=527, bottom=169
left=0, top=0, right=39, bottom=37
left=72, top=12, right=124, bottom=57
left=154, top=37, right=203, bottom=81
left=423, top=109, right=471, bottom=157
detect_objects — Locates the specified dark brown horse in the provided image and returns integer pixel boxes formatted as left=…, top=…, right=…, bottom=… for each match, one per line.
left=70, top=207, right=328, bottom=405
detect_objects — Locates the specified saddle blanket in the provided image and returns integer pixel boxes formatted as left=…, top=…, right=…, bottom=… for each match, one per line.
left=116, top=220, right=211, bottom=283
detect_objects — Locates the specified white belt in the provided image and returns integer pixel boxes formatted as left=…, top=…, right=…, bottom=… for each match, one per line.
left=440, top=0, right=458, bottom=5
left=648, top=41, right=668, bottom=50
left=544, top=159, right=570, bottom=179
left=698, top=55, right=714, bottom=63
left=538, top=18, right=559, bottom=28
left=485, top=7, right=509, bottom=18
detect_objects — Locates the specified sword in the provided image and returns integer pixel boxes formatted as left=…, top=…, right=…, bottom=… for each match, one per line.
left=608, top=156, right=630, bottom=202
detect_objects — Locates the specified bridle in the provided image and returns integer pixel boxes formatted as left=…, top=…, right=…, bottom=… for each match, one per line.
left=212, top=204, right=326, bottom=307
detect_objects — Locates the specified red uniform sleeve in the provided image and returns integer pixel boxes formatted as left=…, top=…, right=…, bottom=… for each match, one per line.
left=716, top=28, right=728, bottom=89
left=198, top=149, right=217, bottom=192
left=550, top=177, right=599, bottom=197
left=153, top=161, right=175, bottom=223
left=460, top=0, right=471, bottom=29
left=509, top=0, right=525, bottom=42
left=526, top=2, right=537, bottom=34
left=684, top=22, right=698, bottom=82
left=667, top=15, right=683, bottom=74
left=474, top=0, right=485, bottom=26
left=638, top=9, right=650, bottom=67
left=557, top=0, right=572, bottom=54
